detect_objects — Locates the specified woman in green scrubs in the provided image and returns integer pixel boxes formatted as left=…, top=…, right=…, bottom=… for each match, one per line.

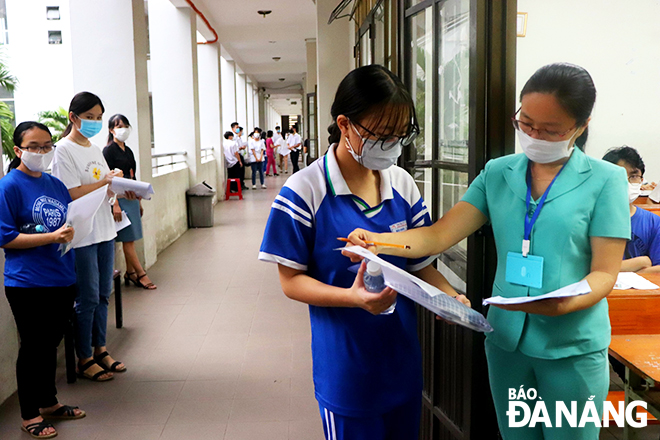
left=345, top=63, right=630, bottom=439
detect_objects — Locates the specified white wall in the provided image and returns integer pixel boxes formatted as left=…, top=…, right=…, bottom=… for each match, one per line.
left=152, top=168, right=189, bottom=253
left=7, top=0, right=74, bottom=122
left=220, top=56, right=236, bottom=132
left=235, top=73, right=247, bottom=130
left=516, top=0, right=660, bottom=182
left=198, top=44, right=221, bottom=152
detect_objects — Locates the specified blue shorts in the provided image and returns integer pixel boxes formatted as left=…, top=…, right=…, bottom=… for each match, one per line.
left=318, top=398, right=421, bottom=440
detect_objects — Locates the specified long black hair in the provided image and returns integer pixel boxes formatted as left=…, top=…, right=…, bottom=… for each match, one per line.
left=107, top=114, right=131, bottom=146
left=61, top=91, right=105, bottom=138
left=8, top=121, right=52, bottom=172
left=520, top=63, right=596, bottom=150
left=327, top=64, right=419, bottom=145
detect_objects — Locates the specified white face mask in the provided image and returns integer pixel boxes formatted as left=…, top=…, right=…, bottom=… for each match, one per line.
left=114, top=127, right=131, bottom=142
left=517, top=129, right=576, bottom=164
left=345, top=122, right=402, bottom=170
left=254, top=133, right=260, bottom=139
left=629, top=182, right=642, bottom=204
left=21, top=150, right=55, bottom=173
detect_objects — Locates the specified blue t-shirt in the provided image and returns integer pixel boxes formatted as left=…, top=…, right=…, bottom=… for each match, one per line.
left=626, top=207, right=660, bottom=265
left=0, top=169, right=76, bottom=288
left=259, top=145, right=435, bottom=417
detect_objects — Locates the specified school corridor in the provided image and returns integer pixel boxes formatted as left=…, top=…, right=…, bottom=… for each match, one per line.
left=0, top=175, right=324, bottom=440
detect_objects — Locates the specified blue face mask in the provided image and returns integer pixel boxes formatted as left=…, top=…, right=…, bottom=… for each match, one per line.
left=78, top=118, right=103, bottom=139
left=235, top=128, right=240, bottom=134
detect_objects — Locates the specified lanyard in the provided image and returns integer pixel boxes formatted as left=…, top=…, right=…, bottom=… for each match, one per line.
left=522, top=162, right=567, bottom=256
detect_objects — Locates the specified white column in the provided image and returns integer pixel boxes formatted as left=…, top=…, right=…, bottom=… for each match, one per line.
left=235, top=73, right=247, bottom=130
left=306, top=39, right=318, bottom=95
left=148, top=0, right=200, bottom=186
left=246, top=81, right=254, bottom=130
left=220, top=56, right=236, bottom=132
left=316, top=3, right=352, bottom=155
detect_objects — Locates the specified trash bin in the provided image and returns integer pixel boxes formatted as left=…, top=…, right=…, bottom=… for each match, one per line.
left=186, top=181, right=216, bottom=228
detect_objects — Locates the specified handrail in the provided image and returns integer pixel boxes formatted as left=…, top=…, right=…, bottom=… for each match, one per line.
left=152, top=151, right=187, bottom=159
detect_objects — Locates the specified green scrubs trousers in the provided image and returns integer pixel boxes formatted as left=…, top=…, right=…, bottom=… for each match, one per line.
left=486, top=340, right=609, bottom=440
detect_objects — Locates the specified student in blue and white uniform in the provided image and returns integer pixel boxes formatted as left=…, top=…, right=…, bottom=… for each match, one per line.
left=259, top=65, right=469, bottom=440
left=0, top=122, right=85, bottom=439
left=603, top=146, right=660, bottom=272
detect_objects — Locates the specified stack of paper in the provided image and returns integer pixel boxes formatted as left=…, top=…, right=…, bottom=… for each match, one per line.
left=59, top=185, right=109, bottom=255
left=614, top=272, right=660, bottom=290
left=111, top=177, right=155, bottom=200
left=483, top=280, right=592, bottom=305
left=341, top=246, right=493, bottom=333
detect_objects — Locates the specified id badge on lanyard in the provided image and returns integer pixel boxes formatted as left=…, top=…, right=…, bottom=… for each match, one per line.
left=505, top=162, right=567, bottom=289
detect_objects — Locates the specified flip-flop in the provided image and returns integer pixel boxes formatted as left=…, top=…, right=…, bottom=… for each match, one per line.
left=42, top=405, right=86, bottom=420
left=21, top=420, right=57, bottom=439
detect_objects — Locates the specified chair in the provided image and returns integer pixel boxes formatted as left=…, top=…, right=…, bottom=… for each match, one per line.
left=226, top=178, right=243, bottom=200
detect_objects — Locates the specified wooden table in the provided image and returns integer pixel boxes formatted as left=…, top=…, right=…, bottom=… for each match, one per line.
left=608, top=276, right=660, bottom=439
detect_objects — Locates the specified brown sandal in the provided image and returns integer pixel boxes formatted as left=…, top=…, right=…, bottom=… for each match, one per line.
left=135, top=273, right=156, bottom=290
left=94, top=351, right=126, bottom=373
left=21, top=420, right=57, bottom=439
left=77, top=359, right=113, bottom=381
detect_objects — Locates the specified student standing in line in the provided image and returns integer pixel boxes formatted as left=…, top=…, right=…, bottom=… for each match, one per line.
left=602, top=146, right=660, bottom=273
left=52, top=92, right=126, bottom=381
left=248, top=129, right=266, bottom=189
left=347, top=63, right=630, bottom=440
left=278, top=127, right=291, bottom=174
left=265, top=130, right=278, bottom=176
left=260, top=65, right=469, bottom=440
left=103, top=114, right=156, bottom=290
left=230, top=122, right=247, bottom=190
left=287, top=125, right=302, bottom=173
left=224, top=131, right=243, bottom=192
left=0, top=122, right=85, bottom=439
left=273, top=126, right=287, bottom=174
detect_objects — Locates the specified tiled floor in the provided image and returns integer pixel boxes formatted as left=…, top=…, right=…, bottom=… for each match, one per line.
left=1, top=171, right=659, bottom=440
left=0, top=173, right=324, bottom=440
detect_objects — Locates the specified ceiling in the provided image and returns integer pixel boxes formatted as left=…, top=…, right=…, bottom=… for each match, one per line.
left=195, top=0, right=317, bottom=116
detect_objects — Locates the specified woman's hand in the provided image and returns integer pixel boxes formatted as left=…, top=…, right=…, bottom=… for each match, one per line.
left=435, top=294, right=472, bottom=321
left=140, top=202, right=144, bottom=218
left=113, top=204, right=123, bottom=222
left=348, top=261, right=397, bottom=315
left=50, top=224, right=74, bottom=244
left=103, top=169, right=123, bottom=186
left=124, top=190, right=138, bottom=201
left=490, top=297, right=570, bottom=316
left=341, top=228, right=382, bottom=262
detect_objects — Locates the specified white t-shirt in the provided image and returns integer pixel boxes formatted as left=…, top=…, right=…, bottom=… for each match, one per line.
left=223, top=139, right=239, bottom=166
left=288, top=133, right=302, bottom=151
left=51, top=138, right=117, bottom=248
left=248, top=138, right=266, bottom=162
left=273, top=133, right=286, bottom=156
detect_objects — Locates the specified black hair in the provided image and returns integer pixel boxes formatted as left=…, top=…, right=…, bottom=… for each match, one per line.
left=328, top=64, right=418, bottom=145
left=275, top=126, right=280, bottom=130
left=520, top=63, right=596, bottom=150
left=106, top=114, right=131, bottom=146
left=267, top=130, right=273, bottom=138
left=602, top=146, right=645, bottom=176
left=224, top=131, right=234, bottom=140
left=238, top=126, right=243, bottom=132
left=291, top=125, right=298, bottom=132
left=8, top=121, right=52, bottom=172
left=231, top=122, right=239, bottom=129
left=61, top=91, right=105, bottom=138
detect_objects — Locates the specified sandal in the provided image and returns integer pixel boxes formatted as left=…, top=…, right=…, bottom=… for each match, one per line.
left=77, top=359, right=113, bottom=381
left=94, top=351, right=126, bottom=373
left=135, top=273, right=156, bottom=290
left=124, top=271, right=137, bottom=287
left=21, top=420, right=57, bottom=439
left=42, top=405, right=86, bottom=420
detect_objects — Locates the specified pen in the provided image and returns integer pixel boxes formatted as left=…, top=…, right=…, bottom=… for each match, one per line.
left=337, top=237, right=411, bottom=250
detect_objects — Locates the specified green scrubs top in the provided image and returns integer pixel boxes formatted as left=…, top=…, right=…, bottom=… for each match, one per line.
left=462, top=148, right=630, bottom=359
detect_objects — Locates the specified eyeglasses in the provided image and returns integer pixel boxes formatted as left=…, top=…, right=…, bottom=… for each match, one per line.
left=628, top=174, right=643, bottom=184
left=351, top=120, right=419, bottom=149
left=511, top=108, right=577, bottom=141
left=18, top=145, right=55, bottom=154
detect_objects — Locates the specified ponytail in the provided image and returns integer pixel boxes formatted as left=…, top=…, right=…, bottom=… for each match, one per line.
left=328, top=122, right=341, bottom=145
left=7, top=156, right=20, bottom=172
left=574, top=127, right=588, bottom=151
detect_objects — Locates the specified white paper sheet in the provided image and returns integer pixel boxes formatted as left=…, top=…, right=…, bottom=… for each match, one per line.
left=649, top=185, right=660, bottom=203
left=340, top=246, right=493, bottom=332
left=614, top=272, right=660, bottom=290
left=110, top=176, right=155, bottom=200
left=115, top=211, right=132, bottom=232
left=483, top=280, right=592, bottom=306
left=59, top=185, right=109, bottom=255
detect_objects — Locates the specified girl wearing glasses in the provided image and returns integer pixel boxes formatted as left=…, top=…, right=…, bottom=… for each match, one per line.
left=52, top=92, right=125, bottom=382
left=259, top=65, right=469, bottom=439
left=0, top=122, right=85, bottom=439
left=346, top=63, right=630, bottom=439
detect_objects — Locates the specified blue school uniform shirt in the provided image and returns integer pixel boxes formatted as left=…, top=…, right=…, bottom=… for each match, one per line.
left=0, top=169, right=76, bottom=288
left=626, top=206, right=660, bottom=265
left=259, top=145, right=435, bottom=417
